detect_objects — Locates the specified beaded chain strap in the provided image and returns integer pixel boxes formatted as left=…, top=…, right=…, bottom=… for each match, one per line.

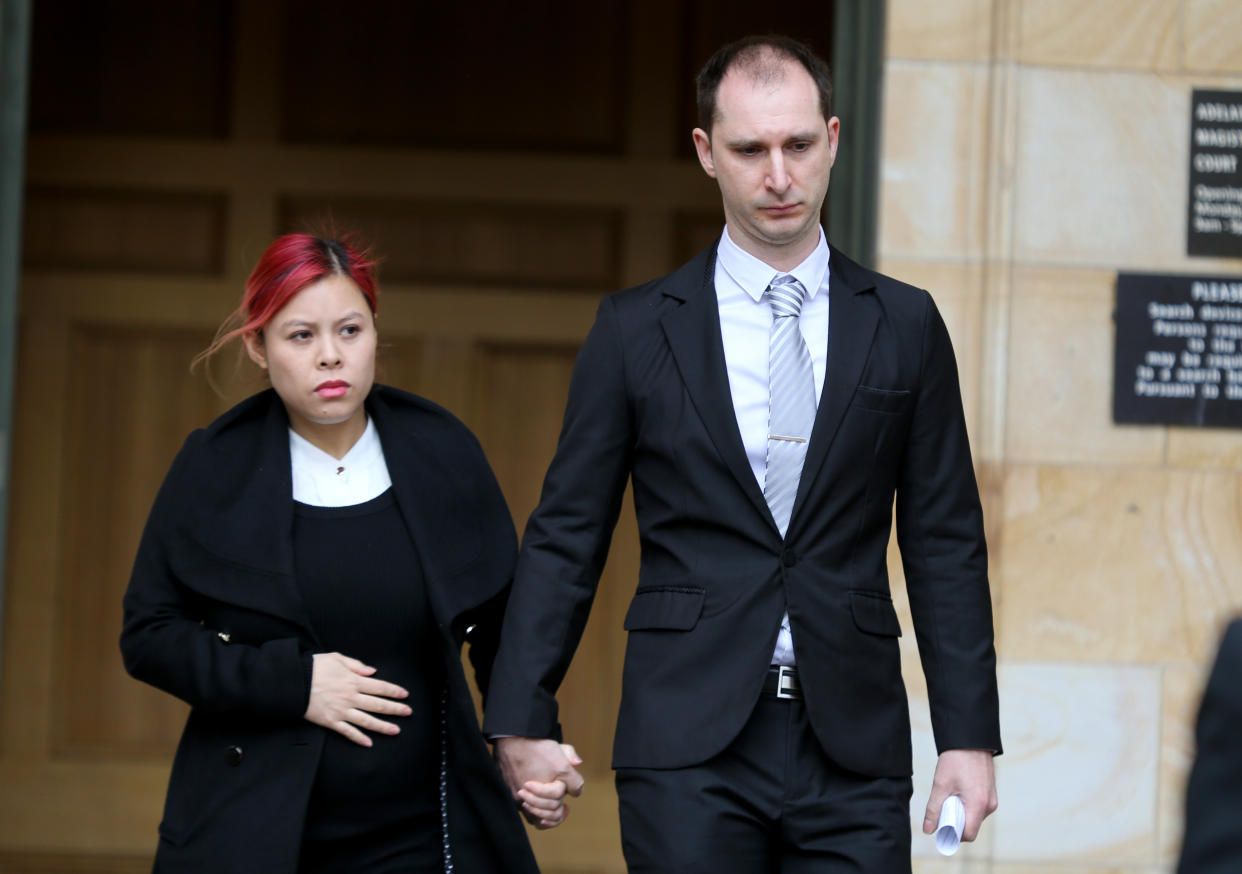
left=439, top=688, right=455, bottom=873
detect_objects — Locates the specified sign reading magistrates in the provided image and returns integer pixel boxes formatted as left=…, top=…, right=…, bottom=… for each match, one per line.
left=1188, top=89, right=1242, bottom=257
left=1115, top=272, right=1242, bottom=427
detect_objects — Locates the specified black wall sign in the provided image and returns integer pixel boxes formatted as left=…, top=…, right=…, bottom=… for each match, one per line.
left=1188, top=89, right=1242, bottom=257
left=1114, top=272, right=1242, bottom=427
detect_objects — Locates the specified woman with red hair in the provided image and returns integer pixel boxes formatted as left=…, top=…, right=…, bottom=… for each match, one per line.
left=120, top=234, right=565, bottom=873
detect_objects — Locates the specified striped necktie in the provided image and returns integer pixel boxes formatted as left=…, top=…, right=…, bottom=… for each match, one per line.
left=764, top=274, right=816, bottom=536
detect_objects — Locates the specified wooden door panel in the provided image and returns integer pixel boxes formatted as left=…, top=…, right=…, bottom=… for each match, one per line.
left=55, top=326, right=251, bottom=758
left=0, top=851, right=151, bottom=873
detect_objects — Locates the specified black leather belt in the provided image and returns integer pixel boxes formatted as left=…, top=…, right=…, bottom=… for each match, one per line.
left=763, top=665, right=802, bottom=700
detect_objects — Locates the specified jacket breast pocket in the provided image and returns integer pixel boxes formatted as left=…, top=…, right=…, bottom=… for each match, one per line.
left=849, top=590, right=902, bottom=637
left=852, top=385, right=910, bottom=414
left=623, top=586, right=706, bottom=631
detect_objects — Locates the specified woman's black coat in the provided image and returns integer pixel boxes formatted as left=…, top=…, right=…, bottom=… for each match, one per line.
left=120, top=385, right=540, bottom=874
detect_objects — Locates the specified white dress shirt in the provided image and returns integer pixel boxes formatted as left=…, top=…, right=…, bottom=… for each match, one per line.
left=714, top=226, right=831, bottom=666
left=289, top=416, right=392, bottom=507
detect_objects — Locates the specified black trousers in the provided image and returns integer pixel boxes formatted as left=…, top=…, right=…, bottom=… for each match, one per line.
left=615, top=694, right=913, bottom=874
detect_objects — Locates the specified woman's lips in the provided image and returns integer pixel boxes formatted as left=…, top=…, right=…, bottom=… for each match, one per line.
left=316, top=381, right=349, bottom=398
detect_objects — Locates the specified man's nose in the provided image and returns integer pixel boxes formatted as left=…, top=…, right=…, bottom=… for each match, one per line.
left=766, top=152, right=790, bottom=193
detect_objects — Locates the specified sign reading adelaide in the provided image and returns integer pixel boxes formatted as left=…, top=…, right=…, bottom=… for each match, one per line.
left=1115, top=272, right=1242, bottom=427
left=1188, top=89, right=1242, bottom=257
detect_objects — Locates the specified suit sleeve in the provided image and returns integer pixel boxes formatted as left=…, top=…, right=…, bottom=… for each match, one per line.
left=895, top=292, right=1001, bottom=755
left=1178, top=620, right=1242, bottom=873
left=482, top=297, right=634, bottom=739
left=119, top=433, right=310, bottom=721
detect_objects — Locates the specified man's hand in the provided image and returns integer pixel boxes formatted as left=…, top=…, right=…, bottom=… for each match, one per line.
left=922, top=748, right=997, bottom=842
left=495, top=737, right=585, bottom=829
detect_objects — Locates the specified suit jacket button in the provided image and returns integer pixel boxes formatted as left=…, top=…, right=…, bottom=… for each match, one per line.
left=782, top=548, right=797, bottom=568
left=225, top=745, right=243, bottom=766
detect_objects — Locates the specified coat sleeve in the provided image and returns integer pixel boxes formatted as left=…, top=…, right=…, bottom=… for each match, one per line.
left=482, top=297, right=634, bottom=739
left=1178, top=620, right=1242, bottom=873
left=458, top=432, right=519, bottom=704
left=463, top=587, right=509, bottom=704
left=119, top=432, right=310, bottom=721
left=895, top=291, right=1002, bottom=755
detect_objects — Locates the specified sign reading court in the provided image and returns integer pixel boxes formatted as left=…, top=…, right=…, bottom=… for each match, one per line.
left=1188, top=89, right=1242, bottom=258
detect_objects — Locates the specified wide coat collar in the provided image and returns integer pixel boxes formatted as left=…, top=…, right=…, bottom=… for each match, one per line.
left=173, top=386, right=497, bottom=637
left=658, top=242, right=879, bottom=540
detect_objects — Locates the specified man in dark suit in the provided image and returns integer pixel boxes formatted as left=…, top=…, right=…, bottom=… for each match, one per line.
left=1178, top=618, right=1242, bottom=873
left=484, top=34, right=1001, bottom=871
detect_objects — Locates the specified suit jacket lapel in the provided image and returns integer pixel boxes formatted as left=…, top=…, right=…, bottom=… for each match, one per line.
left=660, top=248, right=776, bottom=532
left=790, top=249, right=879, bottom=530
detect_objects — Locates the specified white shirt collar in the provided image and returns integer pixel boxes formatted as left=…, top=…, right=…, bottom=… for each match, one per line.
left=716, top=225, right=831, bottom=303
left=289, top=415, right=392, bottom=506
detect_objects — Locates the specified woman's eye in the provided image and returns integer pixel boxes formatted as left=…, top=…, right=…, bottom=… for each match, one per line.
left=341, top=325, right=360, bottom=337
left=291, top=330, right=311, bottom=341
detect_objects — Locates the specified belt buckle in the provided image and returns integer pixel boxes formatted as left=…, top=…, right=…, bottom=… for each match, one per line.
left=775, top=665, right=801, bottom=699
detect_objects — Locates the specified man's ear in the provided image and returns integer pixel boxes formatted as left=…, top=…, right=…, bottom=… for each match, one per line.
left=826, top=115, right=841, bottom=169
left=242, top=331, right=267, bottom=370
left=692, top=128, right=716, bottom=178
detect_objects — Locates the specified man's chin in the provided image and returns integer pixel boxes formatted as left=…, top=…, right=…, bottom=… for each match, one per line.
left=752, top=220, right=815, bottom=247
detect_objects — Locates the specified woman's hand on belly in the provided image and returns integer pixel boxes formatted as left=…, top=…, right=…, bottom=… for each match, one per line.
left=304, top=652, right=412, bottom=747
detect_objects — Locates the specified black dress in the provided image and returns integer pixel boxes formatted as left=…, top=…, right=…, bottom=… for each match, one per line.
left=293, top=489, right=445, bottom=873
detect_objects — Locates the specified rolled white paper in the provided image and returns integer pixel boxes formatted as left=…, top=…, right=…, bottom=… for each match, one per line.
left=935, top=794, right=966, bottom=856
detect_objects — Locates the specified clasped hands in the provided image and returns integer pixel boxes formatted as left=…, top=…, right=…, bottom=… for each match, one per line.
left=495, top=736, right=585, bottom=829
left=303, top=654, right=579, bottom=827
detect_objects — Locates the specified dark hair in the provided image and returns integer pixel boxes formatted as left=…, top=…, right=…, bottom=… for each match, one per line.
left=695, top=34, right=833, bottom=133
left=194, top=233, right=379, bottom=372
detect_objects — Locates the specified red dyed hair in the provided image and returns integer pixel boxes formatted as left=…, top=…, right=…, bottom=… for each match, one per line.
left=194, top=233, right=379, bottom=374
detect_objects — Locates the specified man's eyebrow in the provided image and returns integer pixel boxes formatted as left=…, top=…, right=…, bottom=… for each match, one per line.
left=723, top=131, right=821, bottom=149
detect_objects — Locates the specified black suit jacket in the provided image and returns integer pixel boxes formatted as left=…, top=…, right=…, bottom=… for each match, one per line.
left=1178, top=618, right=1242, bottom=873
left=120, top=385, right=538, bottom=874
left=484, top=244, right=1001, bottom=778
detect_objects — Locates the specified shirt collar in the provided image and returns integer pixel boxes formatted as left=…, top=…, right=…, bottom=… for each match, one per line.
left=716, top=225, right=831, bottom=303
left=288, top=414, right=383, bottom=480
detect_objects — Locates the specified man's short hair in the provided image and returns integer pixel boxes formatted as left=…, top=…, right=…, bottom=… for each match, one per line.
left=695, top=34, right=833, bottom=134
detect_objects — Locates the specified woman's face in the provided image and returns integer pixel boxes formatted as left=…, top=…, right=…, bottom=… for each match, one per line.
left=243, top=274, right=376, bottom=443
